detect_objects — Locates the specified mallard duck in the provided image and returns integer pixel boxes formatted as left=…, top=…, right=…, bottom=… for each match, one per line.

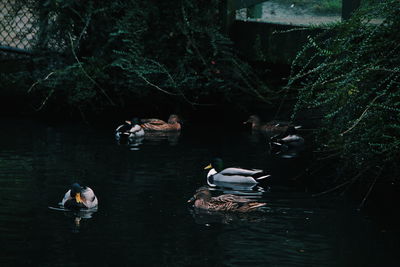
left=115, top=118, right=145, bottom=140
left=188, top=187, right=266, bottom=212
left=244, top=115, right=301, bottom=137
left=271, top=126, right=305, bottom=158
left=140, top=114, right=181, bottom=132
left=204, top=158, right=270, bottom=187
left=272, top=126, right=305, bottom=147
left=61, top=183, right=98, bottom=210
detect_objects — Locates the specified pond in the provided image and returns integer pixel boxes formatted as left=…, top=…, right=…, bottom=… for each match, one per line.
left=0, top=117, right=397, bottom=266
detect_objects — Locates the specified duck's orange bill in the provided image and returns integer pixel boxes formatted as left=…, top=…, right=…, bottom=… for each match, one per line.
left=204, top=164, right=212, bottom=170
left=75, top=193, right=83, bottom=203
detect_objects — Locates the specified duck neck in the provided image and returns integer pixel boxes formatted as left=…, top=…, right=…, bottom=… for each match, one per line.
left=207, top=168, right=217, bottom=178
left=207, top=169, right=218, bottom=186
left=195, top=198, right=208, bottom=208
left=250, top=117, right=261, bottom=129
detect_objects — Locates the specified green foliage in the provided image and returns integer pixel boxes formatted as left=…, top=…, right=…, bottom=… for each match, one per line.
left=289, top=0, right=400, bottom=180
left=15, top=0, right=271, bottom=112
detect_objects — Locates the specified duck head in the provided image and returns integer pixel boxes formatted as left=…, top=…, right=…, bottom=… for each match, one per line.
left=244, top=115, right=261, bottom=129
left=188, top=187, right=212, bottom=203
left=204, top=158, right=224, bottom=173
left=168, top=114, right=180, bottom=124
left=64, top=183, right=85, bottom=210
left=131, top=117, right=140, bottom=125
left=285, top=126, right=297, bottom=135
left=204, top=158, right=224, bottom=186
left=71, top=183, right=84, bottom=203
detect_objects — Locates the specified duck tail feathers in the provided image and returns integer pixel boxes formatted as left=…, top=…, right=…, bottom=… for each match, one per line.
left=248, top=202, right=267, bottom=210
left=256, top=174, right=271, bottom=181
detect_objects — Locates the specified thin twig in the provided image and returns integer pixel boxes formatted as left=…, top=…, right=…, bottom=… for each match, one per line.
left=317, top=152, right=341, bottom=161
left=68, top=33, right=115, bottom=106
left=35, top=89, right=54, bottom=111
left=134, top=72, right=178, bottom=96
left=340, top=94, right=382, bottom=136
left=28, top=71, right=55, bottom=93
left=313, top=168, right=368, bottom=197
left=358, top=168, right=382, bottom=209
left=312, top=180, right=352, bottom=197
left=146, top=59, right=211, bottom=106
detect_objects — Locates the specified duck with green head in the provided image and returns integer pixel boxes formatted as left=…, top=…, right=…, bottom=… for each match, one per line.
left=61, top=183, right=98, bottom=210
left=204, top=158, right=270, bottom=187
left=115, top=117, right=145, bottom=140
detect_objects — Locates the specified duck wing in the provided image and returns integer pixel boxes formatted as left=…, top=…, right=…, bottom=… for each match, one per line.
left=219, top=167, right=263, bottom=176
left=141, top=119, right=166, bottom=125
left=212, top=194, right=253, bottom=203
left=209, top=195, right=265, bottom=212
left=280, top=135, right=304, bottom=144
left=60, top=189, right=72, bottom=206
left=115, top=124, right=131, bottom=133
left=220, top=167, right=270, bottom=180
left=81, top=187, right=98, bottom=208
left=129, top=125, right=143, bottom=133
left=237, top=202, right=267, bottom=212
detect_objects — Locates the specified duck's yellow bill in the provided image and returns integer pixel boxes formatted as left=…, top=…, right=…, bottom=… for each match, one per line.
left=204, top=164, right=212, bottom=170
left=75, top=193, right=83, bottom=203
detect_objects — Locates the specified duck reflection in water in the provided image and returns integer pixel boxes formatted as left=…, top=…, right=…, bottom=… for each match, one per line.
left=59, top=183, right=98, bottom=232
left=189, top=206, right=268, bottom=225
left=128, top=135, right=144, bottom=150
left=143, top=131, right=181, bottom=146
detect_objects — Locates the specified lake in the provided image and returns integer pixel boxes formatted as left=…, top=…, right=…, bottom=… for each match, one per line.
left=0, top=117, right=397, bottom=266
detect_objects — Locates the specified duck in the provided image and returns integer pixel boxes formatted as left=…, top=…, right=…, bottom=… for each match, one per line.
left=188, top=187, right=266, bottom=212
left=115, top=118, right=145, bottom=140
left=278, top=126, right=304, bottom=146
left=271, top=126, right=305, bottom=157
left=60, top=183, right=98, bottom=210
left=140, top=114, right=181, bottom=132
left=204, top=158, right=270, bottom=187
left=244, top=115, right=301, bottom=137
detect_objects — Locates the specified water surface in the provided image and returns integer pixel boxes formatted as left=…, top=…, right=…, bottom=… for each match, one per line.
left=0, top=118, right=397, bottom=266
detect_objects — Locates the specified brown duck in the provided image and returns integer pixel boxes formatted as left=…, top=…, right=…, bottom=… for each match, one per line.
left=244, top=115, right=301, bottom=136
left=141, top=114, right=181, bottom=132
left=188, top=187, right=266, bottom=212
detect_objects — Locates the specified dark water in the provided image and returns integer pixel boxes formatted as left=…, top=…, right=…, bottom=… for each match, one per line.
left=0, top=118, right=398, bottom=266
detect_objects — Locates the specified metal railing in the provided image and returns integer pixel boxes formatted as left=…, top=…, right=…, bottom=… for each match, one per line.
left=0, top=0, right=37, bottom=52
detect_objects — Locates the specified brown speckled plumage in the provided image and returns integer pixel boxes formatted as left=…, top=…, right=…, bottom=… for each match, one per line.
left=189, top=187, right=266, bottom=212
left=244, top=115, right=294, bottom=136
left=141, top=114, right=181, bottom=132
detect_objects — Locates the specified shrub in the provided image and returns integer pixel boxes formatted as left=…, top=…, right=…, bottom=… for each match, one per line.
left=289, top=0, right=400, bottom=185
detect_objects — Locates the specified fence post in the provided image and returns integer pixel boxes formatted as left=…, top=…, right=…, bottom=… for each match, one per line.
left=37, top=0, right=49, bottom=49
left=220, top=0, right=236, bottom=34
left=342, top=0, right=361, bottom=20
